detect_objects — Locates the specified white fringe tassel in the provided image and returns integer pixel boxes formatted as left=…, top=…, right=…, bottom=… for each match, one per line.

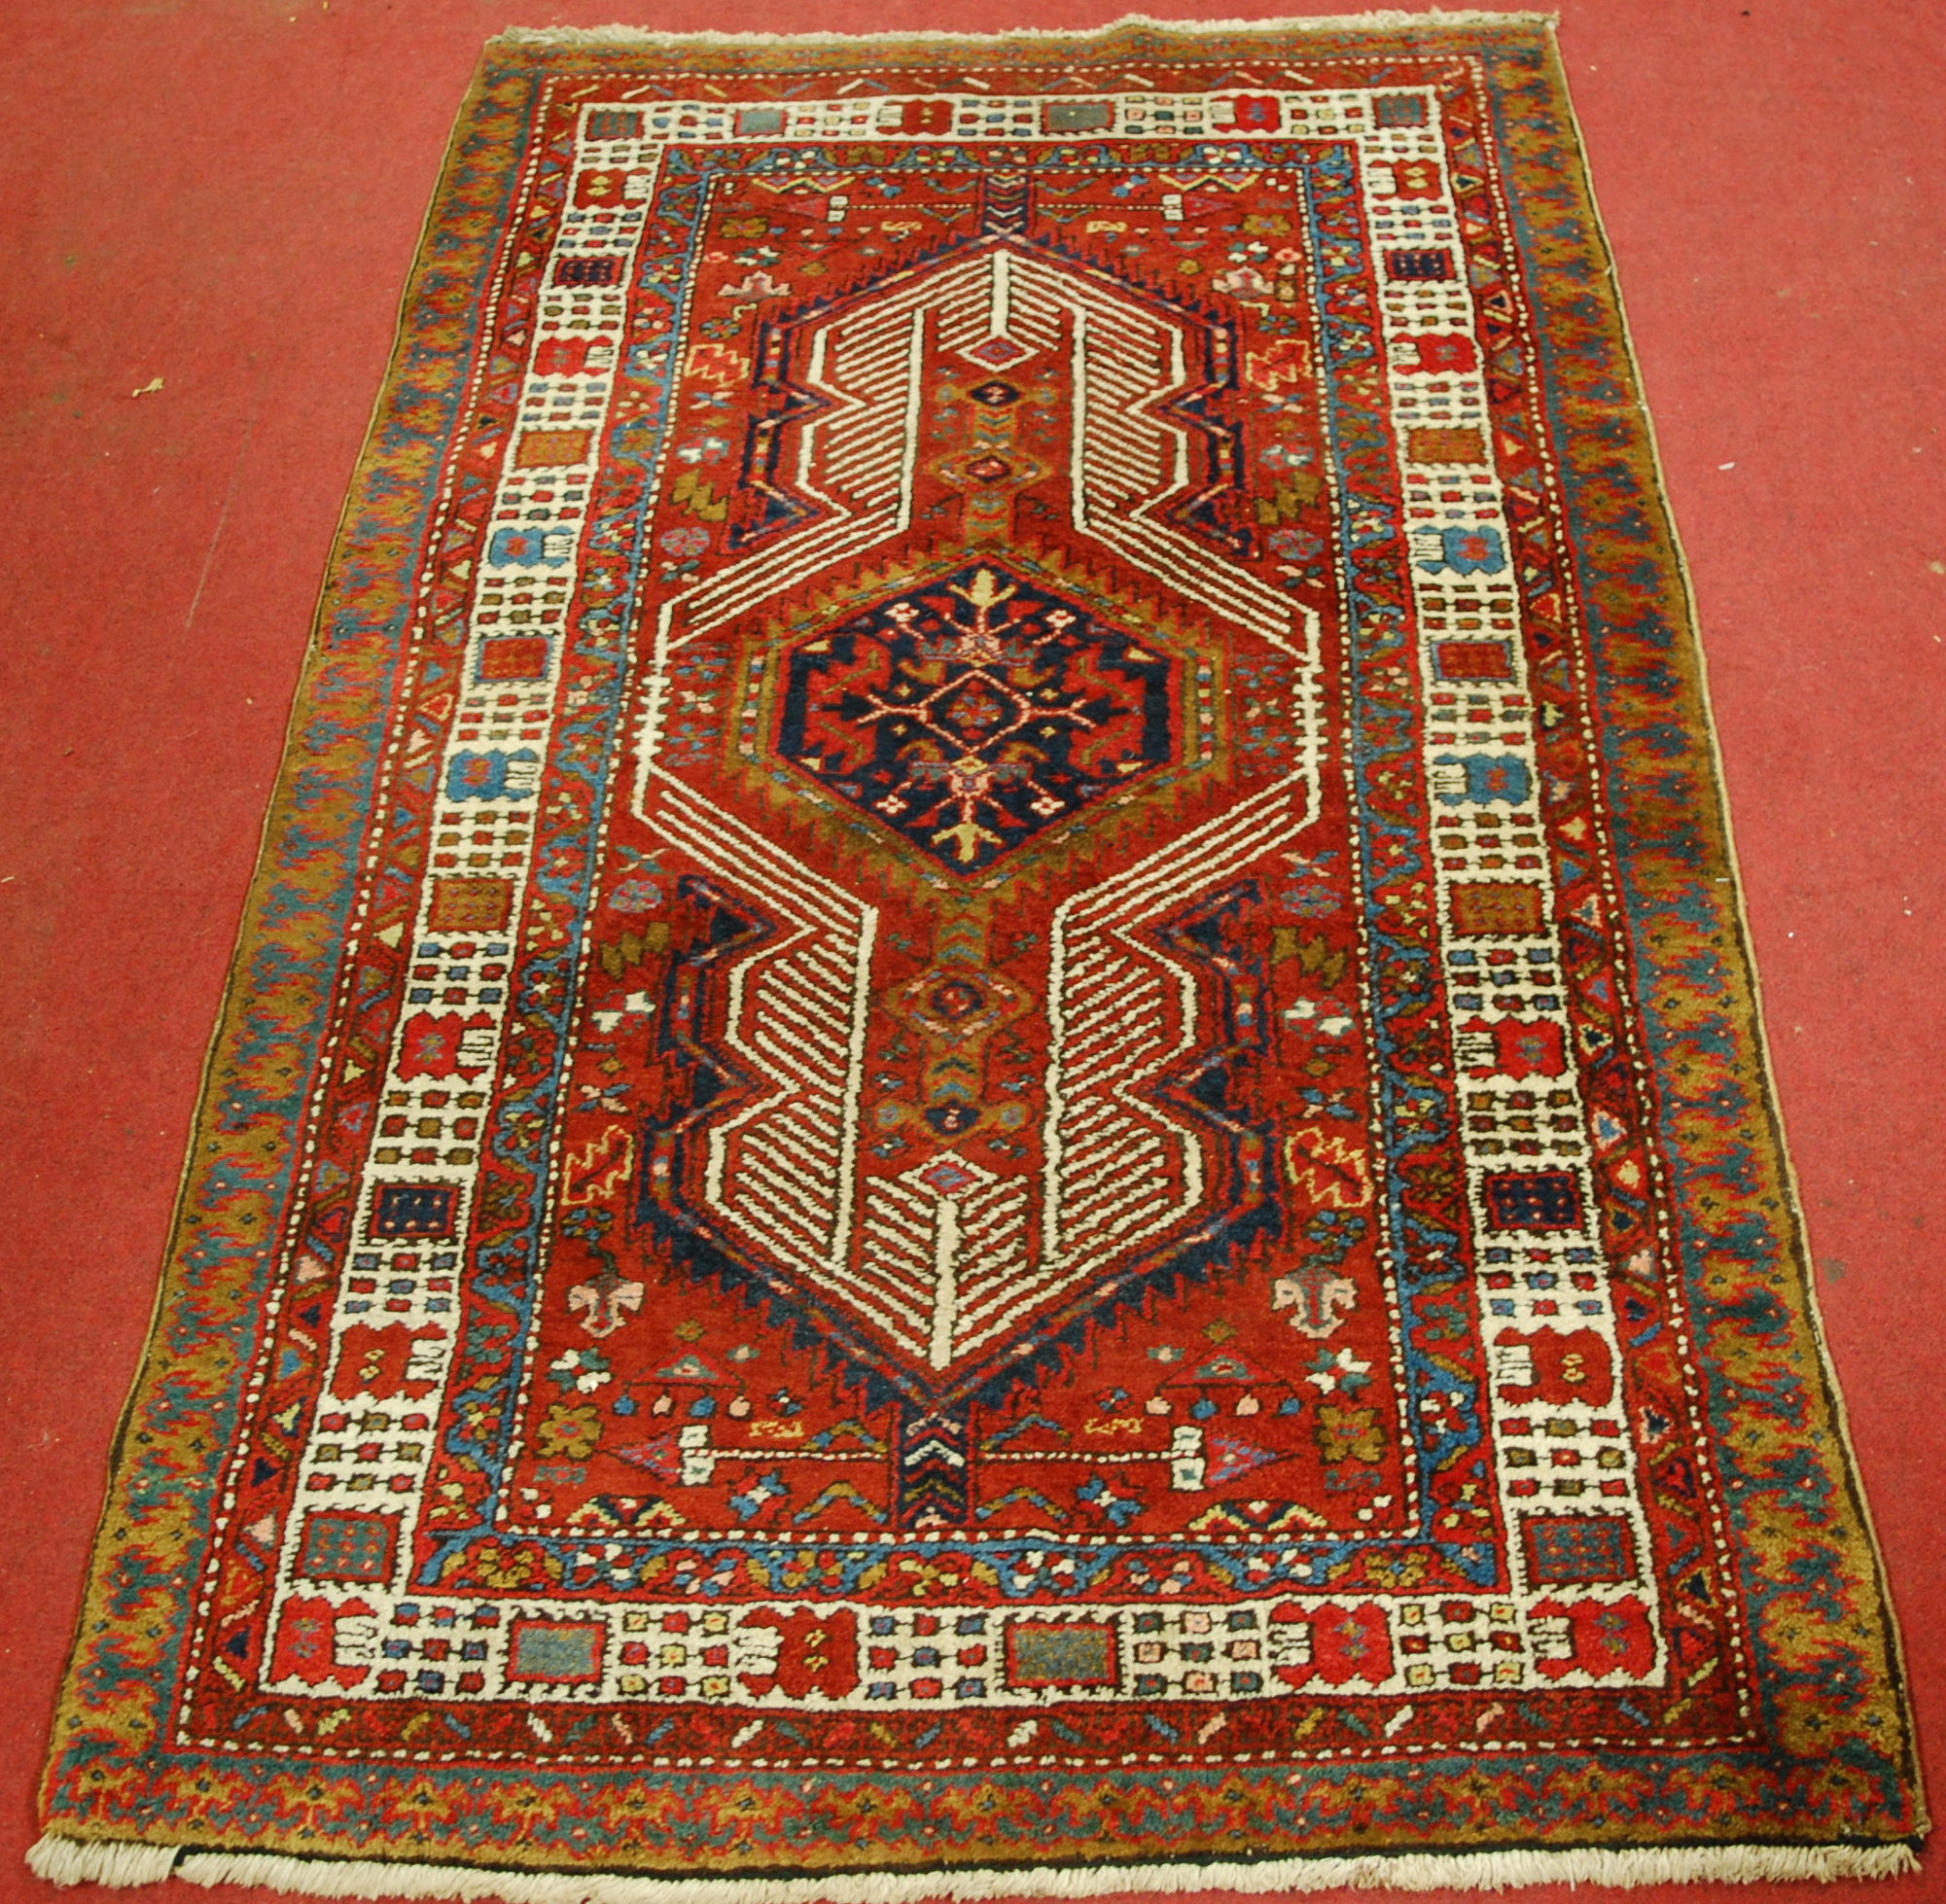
left=492, top=12, right=1558, bottom=51
left=24, top=13, right=1919, bottom=1904
left=26, top=1840, right=180, bottom=1887
left=26, top=1834, right=1923, bottom=1900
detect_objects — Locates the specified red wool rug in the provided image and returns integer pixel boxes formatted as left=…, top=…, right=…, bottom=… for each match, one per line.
left=31, top=13, right=1926, bottom=1898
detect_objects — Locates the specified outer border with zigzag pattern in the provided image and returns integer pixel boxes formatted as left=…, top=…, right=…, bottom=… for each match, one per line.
left=32, top=13, right=1927, bottom=1895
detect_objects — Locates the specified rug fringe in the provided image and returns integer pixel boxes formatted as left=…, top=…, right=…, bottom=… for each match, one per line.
left=24, top=1834, right=1924, bottom=1900
left=492, top=12, right=1559, bottom=52
left=26, top=1838, right=180, bottom=1887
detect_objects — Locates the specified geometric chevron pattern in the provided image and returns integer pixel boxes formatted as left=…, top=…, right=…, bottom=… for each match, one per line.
left=35, top=18, right=1923, bottom=1900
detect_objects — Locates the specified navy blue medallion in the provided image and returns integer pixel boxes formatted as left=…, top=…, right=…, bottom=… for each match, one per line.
left=777, top=562, right=1174, bottom=872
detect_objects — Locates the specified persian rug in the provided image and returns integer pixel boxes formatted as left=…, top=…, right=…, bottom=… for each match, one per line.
left=33, top=12, right=1926, bottom=1899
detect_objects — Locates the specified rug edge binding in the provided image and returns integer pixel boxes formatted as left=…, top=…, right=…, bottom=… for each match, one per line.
left=490, top=11, right=1559, bottom=50
left=25, top=1834, right=1924, bottom=1899
left=27, top=10, right=1923, bottom=1897
left=1532, top=22, right=1932, bottom=1838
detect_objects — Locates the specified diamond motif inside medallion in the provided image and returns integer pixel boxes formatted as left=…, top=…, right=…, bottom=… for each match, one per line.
left=777, top=563, right=1175, bottom=871
left=963, top=334, right=1033, bottom=368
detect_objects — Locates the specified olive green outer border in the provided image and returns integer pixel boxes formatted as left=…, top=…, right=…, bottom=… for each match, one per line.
left=32, top=11, right=1926, bottom=1893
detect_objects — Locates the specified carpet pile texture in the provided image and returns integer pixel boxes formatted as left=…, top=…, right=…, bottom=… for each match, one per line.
left=32, top=14, right=1925, bottom=1897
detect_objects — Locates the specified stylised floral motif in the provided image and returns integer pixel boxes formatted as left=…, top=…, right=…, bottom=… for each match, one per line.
left=31, top=18, right=1921, bottom=1900
left=779, top=564, right=1173, bottom=870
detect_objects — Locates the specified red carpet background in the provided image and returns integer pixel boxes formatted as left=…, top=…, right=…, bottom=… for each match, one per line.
left=2, top=3, right=1939, bottom=1902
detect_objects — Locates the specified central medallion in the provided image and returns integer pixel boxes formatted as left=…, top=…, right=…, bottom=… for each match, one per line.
left=777, top=562, right=1174, bottom=871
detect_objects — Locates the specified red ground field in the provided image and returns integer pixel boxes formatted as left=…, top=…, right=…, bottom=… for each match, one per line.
left=3, top=4, right=1940, bottom=1901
